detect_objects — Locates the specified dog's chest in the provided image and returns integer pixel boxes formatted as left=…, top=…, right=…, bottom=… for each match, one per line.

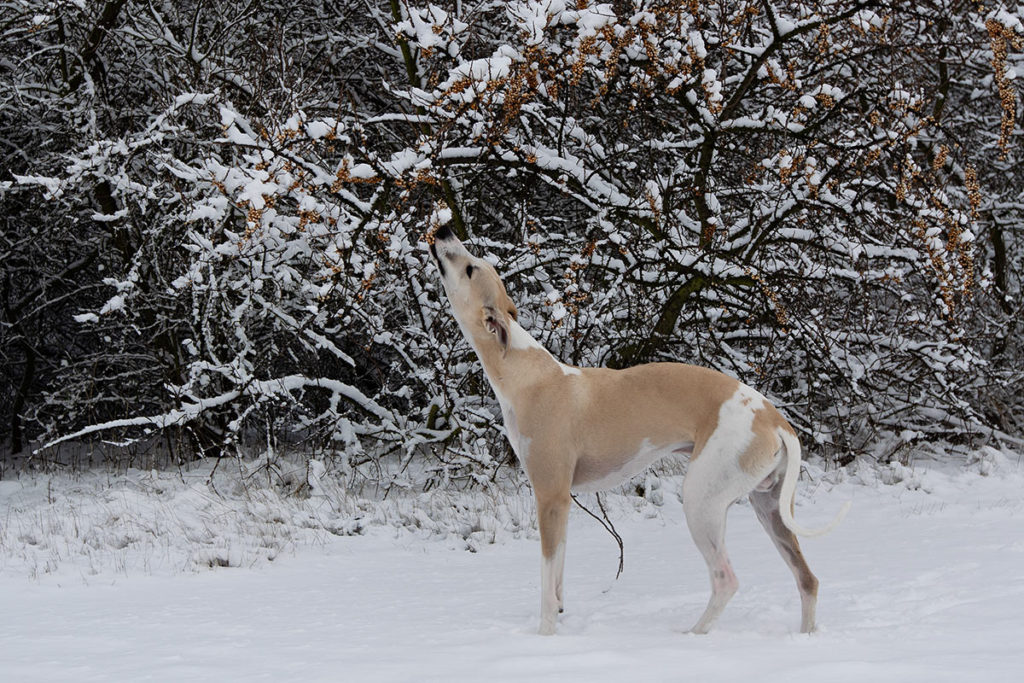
left=495, top=394, right=529, bottom=462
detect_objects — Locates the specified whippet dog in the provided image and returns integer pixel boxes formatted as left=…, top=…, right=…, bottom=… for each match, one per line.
left=429, top=225, right=848, bottom=635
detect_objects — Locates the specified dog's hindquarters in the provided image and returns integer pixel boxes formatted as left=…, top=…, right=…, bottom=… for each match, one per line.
left=682, top=418, right=823, bottom=633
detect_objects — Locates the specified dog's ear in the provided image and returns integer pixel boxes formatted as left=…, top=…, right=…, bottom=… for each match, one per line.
left=482, top=306, right=510, bottom=356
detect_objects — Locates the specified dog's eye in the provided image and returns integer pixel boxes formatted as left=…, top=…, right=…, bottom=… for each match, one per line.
left=465, top=264, right=474, bottom=278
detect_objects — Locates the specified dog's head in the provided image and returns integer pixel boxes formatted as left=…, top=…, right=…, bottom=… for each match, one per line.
left=429, top=225, right=518, bottom=356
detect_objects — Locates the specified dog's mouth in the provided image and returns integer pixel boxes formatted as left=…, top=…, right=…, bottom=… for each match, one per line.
left=428, top=225, right=456, bottom=277
left=429, top=241, right=445, bottom=277
left=434, top=224, right=454, bottom=242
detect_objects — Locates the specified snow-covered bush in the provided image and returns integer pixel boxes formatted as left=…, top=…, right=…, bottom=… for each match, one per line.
left=2, top=1, right=1021, bottom=482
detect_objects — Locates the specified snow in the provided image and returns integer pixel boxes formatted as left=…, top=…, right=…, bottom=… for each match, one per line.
left=12, top=173, right=63, bottom=198
left=994, top=8, right=1024, bottom=35
left=775, top=17, right=796, bottom=36
left=852, top=9, right=885, bottom=32
left=304, top=120, right=335, bottom=139
left=1, top=451, right=1023, bottom=681
left=38, top=375, right=389, bottom=453
left=173, top=93, right=215, bottom=107
left=348, top=163, right=376, bottom=179
left=689, top=31, right=707, bottom=59
left=98, top=294, right=126, bottom=315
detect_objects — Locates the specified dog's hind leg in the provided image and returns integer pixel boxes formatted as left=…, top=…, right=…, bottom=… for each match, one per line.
left=750, top=482, right=819, bottom=633
left=682, top=485, right=738, bottom=635
left=682, top=450, right=743, bottom=634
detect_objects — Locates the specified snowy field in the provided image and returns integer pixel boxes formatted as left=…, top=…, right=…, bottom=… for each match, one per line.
left=2, top=448, right=1023, bottom=682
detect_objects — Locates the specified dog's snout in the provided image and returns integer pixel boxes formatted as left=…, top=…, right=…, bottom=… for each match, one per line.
left=428, top=225, right=465, bottom=278
left=434, top=224, right=455, bottom=242
left=429, top=242, right=446, bottom=277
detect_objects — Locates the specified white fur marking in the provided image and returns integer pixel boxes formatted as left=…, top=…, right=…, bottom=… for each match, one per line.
left=559, top=362, right=582, bottom=376
left=508, top=319, right=579, bottom=376
left=712, top=384, right=765, bottom=449
left=495, top=394, right=530, bottom=464
left=692, top=384, right=767, bottom=491
left=508, top=319, right=545, bottom=351
left=539, top=540, right=564, bottom=635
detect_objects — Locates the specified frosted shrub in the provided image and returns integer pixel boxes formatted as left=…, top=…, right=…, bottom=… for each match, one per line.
left=2, top=1, right=1021, bottom=481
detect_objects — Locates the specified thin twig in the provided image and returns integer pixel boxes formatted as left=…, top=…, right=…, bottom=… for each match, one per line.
left=571, top=492, right=624, bottom=579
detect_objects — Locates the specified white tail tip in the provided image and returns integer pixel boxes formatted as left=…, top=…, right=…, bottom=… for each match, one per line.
left=791, top=499, right=852, bottom=538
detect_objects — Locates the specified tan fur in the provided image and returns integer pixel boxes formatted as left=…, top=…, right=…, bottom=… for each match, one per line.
left=478, top=350, right=793, bottom=489
left=740, top=404, right=796, bottom=475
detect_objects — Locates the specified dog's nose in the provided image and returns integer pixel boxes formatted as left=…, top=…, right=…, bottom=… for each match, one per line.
left=434, top=224, right=455, bottom=242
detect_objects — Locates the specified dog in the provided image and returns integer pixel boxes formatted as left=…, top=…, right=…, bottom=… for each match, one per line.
left=429, top=225, right=848, bottom=635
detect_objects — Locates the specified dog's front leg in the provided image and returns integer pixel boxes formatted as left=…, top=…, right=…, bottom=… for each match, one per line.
left=536, top=489, right=571, bottom=635
left=554, top=529, right=567, bottom=614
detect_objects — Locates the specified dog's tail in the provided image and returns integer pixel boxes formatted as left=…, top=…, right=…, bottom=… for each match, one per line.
left=776, top=427, right=850, bottom=538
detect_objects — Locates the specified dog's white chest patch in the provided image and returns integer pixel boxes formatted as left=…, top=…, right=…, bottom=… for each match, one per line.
left=496, top=395, right=529, bottom=463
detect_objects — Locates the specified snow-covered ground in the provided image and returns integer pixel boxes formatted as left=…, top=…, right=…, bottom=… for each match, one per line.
left=1, top=447, right=1022, bottom=682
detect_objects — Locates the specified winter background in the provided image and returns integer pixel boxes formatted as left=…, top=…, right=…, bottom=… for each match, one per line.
left=2, top=448, right=1023, bottom=682
left=2, top=2, right=1023, bottom=681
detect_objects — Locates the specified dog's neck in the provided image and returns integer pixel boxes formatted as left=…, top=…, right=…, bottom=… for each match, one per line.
left=470, top=319, right=565, bottom=402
